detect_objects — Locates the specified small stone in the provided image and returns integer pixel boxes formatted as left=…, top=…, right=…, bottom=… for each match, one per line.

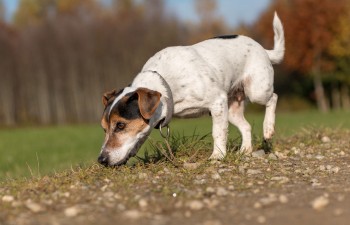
left=203, top=220, right=222, bottom=225
left=211, top=173, right=221, bottom=180
left=254, top=202, right=262, bottom=208
left=270, top=176, right=289, bottom=184
left=184, top=211, right=191, bottom=217
left=257, top=215, right=266, bottom=223
left=275, top=151, right=287, bottom=159
left=103, top=191, right=114, bottom=198
left=252, top=150, right=265, bottom=158
left=279, top=195, right=288, bottom=203
left=64, top=206, right=81, bottom=217
left=321, top=136, right=331, bottom=143
left=238, top=166, right=245, bottom=174
left=326, top=165, right=332, bottom=170
left=2, top=195, right=14, bottom=202
left=311, top=195, right=329, bottom=210
left=187, top=200, right=204, bottom=210
left=333, top=208, right=344, bottom=216
left=25, top=201, right=44, bottom=213
left=138, top=199, right=148, bottom=208
left=216, top=187, right=228, bottom=196
left=124, top=210, right=142, bottom=219
left=247, top=169, right=262, bottom=175
left=339, top=151, right=345, bottom=156
left=319, top=165, right=326, bottom=171
left=315, top=155, right=324, bottom=160
left=100, top=185, right=108, bottom=192
left=11, top=201, right=22, bottom=207
left=268, top=153, right=278, bottom=160
left=114, top=193, right=122, bottom=199
left=203, top=199, right=219, bottom=208
left=259, top=195, right=277, bottom=206
left=206, top=187, right=215, bottom=194
left=138, top=173, right=148, bottom=179
left=331, top=166, right=340, bottom=173
left=183, top=162, right=200, bottom=170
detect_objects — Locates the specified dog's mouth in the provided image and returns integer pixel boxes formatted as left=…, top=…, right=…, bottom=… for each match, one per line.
left=108, top=135, right=149, bottom=167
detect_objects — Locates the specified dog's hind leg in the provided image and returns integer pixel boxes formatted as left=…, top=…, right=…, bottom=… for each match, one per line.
left=263, top=93, right=278, bottom=140
left=228, top=100, right=252, bottom=154
left=209, top=93, right=229, bottom=160
left=244, top=66, right=277, bottom=141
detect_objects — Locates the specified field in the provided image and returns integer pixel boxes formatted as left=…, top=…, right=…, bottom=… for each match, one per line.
left=1, top=111, right=350, bottom=225
left=1, top=111, right=349, bottom=179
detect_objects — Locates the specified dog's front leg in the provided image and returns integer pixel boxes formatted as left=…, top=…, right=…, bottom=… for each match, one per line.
left=209, top=94, right=229, bottom=160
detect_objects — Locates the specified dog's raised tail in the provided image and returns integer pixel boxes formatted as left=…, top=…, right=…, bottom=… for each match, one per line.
left=266, top=12, right=285, bottom=65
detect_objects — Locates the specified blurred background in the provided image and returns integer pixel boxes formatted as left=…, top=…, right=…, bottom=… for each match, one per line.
left=0, top=0, right=349, bottom=126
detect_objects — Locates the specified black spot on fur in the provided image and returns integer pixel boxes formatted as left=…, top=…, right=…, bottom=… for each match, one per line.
left=212, top=35, right=239, bottom=40
left=114, top=93, right=141, bottom=120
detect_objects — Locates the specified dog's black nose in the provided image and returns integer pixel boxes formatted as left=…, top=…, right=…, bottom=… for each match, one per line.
left=98, top=155, right=109, bottom=166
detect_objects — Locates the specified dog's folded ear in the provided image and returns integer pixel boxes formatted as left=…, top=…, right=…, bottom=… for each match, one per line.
left=102, top=89, right=117, bottom=107
left=134, top=88, right=162, bottom=119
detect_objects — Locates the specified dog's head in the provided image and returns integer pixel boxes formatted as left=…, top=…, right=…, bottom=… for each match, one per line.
left=98, top=87, right=161, bottom=166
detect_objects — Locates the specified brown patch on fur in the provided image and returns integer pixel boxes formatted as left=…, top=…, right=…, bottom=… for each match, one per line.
left=102, top=112, right=149, bottom=151
left=102, top=89, right=117, bottom=107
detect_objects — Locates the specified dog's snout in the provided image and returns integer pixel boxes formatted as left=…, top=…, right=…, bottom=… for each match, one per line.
left=98, top=154, right=109, bottom=166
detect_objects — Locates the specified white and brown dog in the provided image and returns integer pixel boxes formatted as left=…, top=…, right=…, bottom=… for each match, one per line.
left=98, top=13, right=285, bottom=166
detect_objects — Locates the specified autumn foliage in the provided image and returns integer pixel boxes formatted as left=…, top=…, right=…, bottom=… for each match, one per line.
left=0, top=0, right=349, bottom=125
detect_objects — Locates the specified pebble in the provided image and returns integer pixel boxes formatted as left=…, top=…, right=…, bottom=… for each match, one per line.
left=2, top=195, right=14, bottom=202
left=203, top=199, right=219, bottom=208
left=331, top=166, right=340, bottom=173
left=124, top=210, right=142, bottom=219
left=270, top=176, right=290, bottom=184
left=257, top=215, right=266, bottom=223
left=311, top=195, right=329, bottom=210
left=279, top=195, right=288, bottom=203
left=25, top=200, right=45, bottom=213
left=205, top=187, right=215, bottom=194
left=138, top=199, right=148, bottom=208
left=211, top=173, right=221, bottom=180
left=216, top=187, right=228, bottom=196
left=252, top=150, right=265, bottom=158
left=268, top=153, right=278, bottom=160
left=315, top=155, right=324, bottom=160
left=247, top=169, right=262, bottom=175
left=187, top=200, right=204, bottom=210
left=333, top=208, right=344, bottom=216
left=275, top=151, right=287, bottom=159
left=321, top=136, right=331, bottom=143
left=64, top=206, right=81, bottom=217
left=203, top=220, right=222, bottom=225
left=184, top=162, right=200, bottom=170
left=138, top=173, right=148, bottom=179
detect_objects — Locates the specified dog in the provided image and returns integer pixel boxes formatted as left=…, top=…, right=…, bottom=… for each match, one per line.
left=98, top=12, right=285, bottom=166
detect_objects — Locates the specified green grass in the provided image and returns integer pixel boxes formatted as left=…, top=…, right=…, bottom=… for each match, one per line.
left=0, top=110, right=349, bottom=179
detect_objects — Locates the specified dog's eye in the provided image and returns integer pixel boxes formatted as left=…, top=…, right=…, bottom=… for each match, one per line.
left=115, top=122, right=126, bottom=131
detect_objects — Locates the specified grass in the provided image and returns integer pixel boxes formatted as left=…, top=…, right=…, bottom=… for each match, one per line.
left=0, top=110, right=349, bottom=179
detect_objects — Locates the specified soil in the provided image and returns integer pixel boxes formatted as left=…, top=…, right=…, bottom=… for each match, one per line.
left=1, top=128, right=350, bottom=225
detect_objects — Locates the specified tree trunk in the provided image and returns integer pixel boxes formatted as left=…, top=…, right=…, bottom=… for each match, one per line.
left=340, top=84, right=350, bottom=111
left=331, top=82, right=341, bottom=110
left=313, top=73, right=329, bottom=113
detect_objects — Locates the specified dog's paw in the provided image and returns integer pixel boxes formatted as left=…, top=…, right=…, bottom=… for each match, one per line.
left=238, top=146, right=253, bottom=155
left=209, top=151, right=226, bottom=160
left=263, top=122, right=275, bottom=140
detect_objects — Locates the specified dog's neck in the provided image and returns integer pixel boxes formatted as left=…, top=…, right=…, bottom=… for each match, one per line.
left=132, top=70, right=174, bottom=128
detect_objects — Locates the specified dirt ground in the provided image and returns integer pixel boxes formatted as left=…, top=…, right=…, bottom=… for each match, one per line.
left=1, top=128, right=350, bottom=225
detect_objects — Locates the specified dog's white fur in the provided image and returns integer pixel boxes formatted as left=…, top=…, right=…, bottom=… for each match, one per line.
left=103, top=12, right=285, bottom=164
